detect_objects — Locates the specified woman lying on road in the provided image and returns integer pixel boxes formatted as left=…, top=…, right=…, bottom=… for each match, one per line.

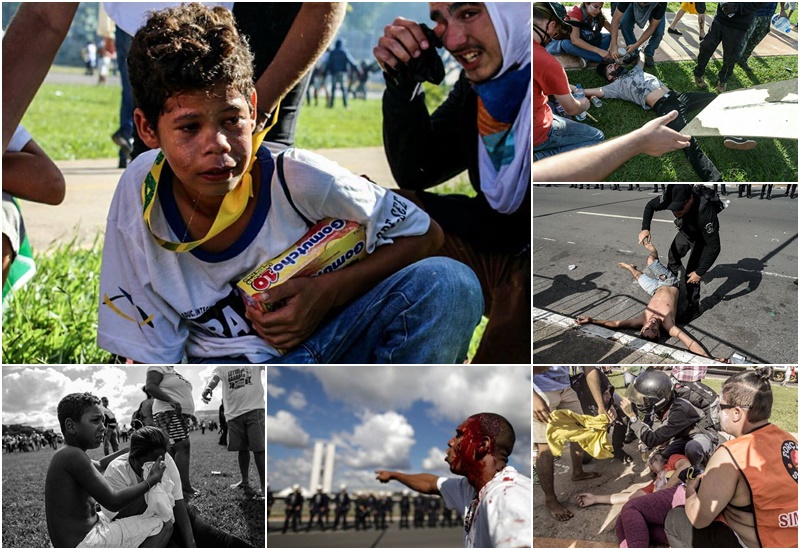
left=578, top=452, right=691, bottom=548
left=576, top=452, right=690, bottom=507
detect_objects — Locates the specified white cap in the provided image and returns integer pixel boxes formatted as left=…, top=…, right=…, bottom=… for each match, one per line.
left=339, top=483, right=347, bottom=490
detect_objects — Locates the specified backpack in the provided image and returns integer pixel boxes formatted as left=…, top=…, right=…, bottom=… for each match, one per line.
left=673, top=379, right=721, bottom=433
left=692, top=185, right=726, bottom=215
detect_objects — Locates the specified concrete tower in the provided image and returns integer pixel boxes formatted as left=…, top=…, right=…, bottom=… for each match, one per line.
left=309, top=441, right=336, bottom=493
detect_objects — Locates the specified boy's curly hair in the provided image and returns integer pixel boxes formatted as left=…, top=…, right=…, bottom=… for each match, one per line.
left=57, top=392, right=101, bottom=432
left=129, top=3, right=255, bottom=131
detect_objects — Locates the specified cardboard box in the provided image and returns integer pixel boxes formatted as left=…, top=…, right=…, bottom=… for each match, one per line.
left=237, top=218, right=367, bottom=311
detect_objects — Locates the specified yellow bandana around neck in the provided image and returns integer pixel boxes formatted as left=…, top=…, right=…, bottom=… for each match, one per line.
left=141, top=118, right=274, bottom=253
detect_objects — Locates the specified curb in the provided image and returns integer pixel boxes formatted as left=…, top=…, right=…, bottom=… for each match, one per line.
left=533, top=307, right=727, bottom=366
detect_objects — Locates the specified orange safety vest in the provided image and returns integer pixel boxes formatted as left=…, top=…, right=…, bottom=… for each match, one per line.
left=721, top=423, right=798, bottom=548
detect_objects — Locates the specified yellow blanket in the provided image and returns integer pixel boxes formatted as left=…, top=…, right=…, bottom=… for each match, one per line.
left=545, top=410, right=613, bottom=459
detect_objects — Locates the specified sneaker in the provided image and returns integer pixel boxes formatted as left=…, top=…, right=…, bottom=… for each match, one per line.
left=716, top=81, right=727, bottom=94
left=694, top=75, right=708, bottom=89
left=645, top=54, right=655, bottom=67
left=724, top=137, right=757, bottom=151
left=668, top=27, right=683, bottom=36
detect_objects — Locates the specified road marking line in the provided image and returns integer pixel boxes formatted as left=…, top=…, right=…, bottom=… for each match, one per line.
left=533, top=307, right=727, bottom=365
left=576, top=211, right=675, bottom=223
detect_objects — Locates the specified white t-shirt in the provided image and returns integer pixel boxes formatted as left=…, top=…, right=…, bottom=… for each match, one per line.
left=213, top=365, right=265, bottom=421
left=437, top=466, right=533, bottom=548
left=8, top=125, right=31, bottom=153
left=147, top=366, right=194, bottom=416
left=97, top=145, right=430, bottom=363
left=101, top=452, right=182, bottom=519
left=103, top=2, right=234, bottom=37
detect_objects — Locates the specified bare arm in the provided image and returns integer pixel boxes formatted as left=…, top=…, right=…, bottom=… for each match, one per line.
left=667, top=323, right=710, bottom=358
left=583, top=367, right=608, bottom=415
left=2, top=3, right=77, bottom=153
left=254, top=3, right=346, bottom=119
left=608, top=8, right=624, bottom=58
left=533, top=110, right=690, bottom=182
left=202, top=374, right=221, bottom=403
left=2, top=138, right=66, bottom=205
left=685, top=449, right=740, bottom=528
left=375, top=470, right=441, bottom=496
left=662, top=458, right=691, bottom=490
left=68, top=450, right=165, bottom=512
left=628, top=18, right=661, bottom=51
left=576, top=314, right=645, bottom=330
left=583, top=87, right=606, bottom=99
left=552, top=92, right=590, bottom=116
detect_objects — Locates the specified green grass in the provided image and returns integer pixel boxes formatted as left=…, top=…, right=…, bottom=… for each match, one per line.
left=607, top=369, right=798, bottom=433
left=666, top=3, right=799, bottom=25
left=23, top=75, right=453, bottom=158
left=568, top=55, right=798, bottom=182
left=0, top=432, right=264, bottom=548
left=2, top=237, right=107, bottom=364
left=21, top=84, right=122, bottom=161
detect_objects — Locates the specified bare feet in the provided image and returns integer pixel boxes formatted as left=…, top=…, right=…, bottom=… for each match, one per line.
left=643, top=242, right=656, bottom=254
left=546, top=497, right=574, bottom=521
left=572, top=471, right=602, bottom=481
left=618, top=262, right=636, bottom=271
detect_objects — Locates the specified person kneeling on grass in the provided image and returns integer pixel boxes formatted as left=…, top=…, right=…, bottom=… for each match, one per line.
left=96, top=3, right=483, bottom=365
left=583, top=59, right=725, bottom=182
left=45, top=393, right=171, bottom=548
left=575, top=240, right=728, bottom=362
left=102, top=426, right=251, bottom=547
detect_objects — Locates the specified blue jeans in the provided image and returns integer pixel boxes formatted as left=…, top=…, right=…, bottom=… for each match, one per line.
left=533, top=114, right=604, bottom=160
left=114, top=26, right=133, bottom=162
left=547, top=34, right=612, bottom=63
left=190, top=258, right=483, bottom=364
left=620, top=9, right=665, bottom=57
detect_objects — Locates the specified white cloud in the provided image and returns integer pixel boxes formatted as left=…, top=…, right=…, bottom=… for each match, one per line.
left=421, top=446, right=450, bottom=474
left=267, top=448, right=314, bottom=492
left=287, top=390, right=307, bottom=410
left=267, top=410, right=310, bottom=448
left=336, top=411, right=415, bottom=470
left=267, top=384, right=285, bottom=399
left=308, top=366, right=531, bottom=441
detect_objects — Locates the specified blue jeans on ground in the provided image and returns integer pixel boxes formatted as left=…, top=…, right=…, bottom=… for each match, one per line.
left=114, top=26, right=133, bottom=163
left=547, top=34, right=612, bottom=62
left=533, top=114, right=604, bottom=160
left=620, top=9, right=666, bottom=57
left=190, top=257, right=483, bottom=364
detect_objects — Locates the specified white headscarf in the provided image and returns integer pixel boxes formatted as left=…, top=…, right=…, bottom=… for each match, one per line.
left=478, top=3, right=532, bottom=215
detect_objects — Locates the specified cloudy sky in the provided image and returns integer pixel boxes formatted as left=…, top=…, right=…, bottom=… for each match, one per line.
left=267, top=365, right=531, bottom=492
left=2, top=365, right=264, bottom=431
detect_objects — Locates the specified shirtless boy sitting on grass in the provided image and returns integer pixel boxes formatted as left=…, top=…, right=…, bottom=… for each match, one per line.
left=45, top=392, right=170, bottom=548
left=575, top=241, right=725, bottom=361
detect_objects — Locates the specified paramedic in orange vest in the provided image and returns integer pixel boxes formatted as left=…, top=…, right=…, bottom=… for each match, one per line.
left=665, top=367, right=798, bottom=548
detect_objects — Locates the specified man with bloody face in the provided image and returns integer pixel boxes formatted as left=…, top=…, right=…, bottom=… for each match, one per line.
left=375, top=413, right=532, bottom=547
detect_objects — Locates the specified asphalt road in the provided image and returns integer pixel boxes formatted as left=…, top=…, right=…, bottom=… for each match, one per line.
left=533, top=185, right=799, bottom=364
left=267, top=521, right=461, bottom=548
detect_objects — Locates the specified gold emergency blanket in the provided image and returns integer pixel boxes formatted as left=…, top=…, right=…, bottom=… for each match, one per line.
left=546, top=410, right=613, bottom=459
